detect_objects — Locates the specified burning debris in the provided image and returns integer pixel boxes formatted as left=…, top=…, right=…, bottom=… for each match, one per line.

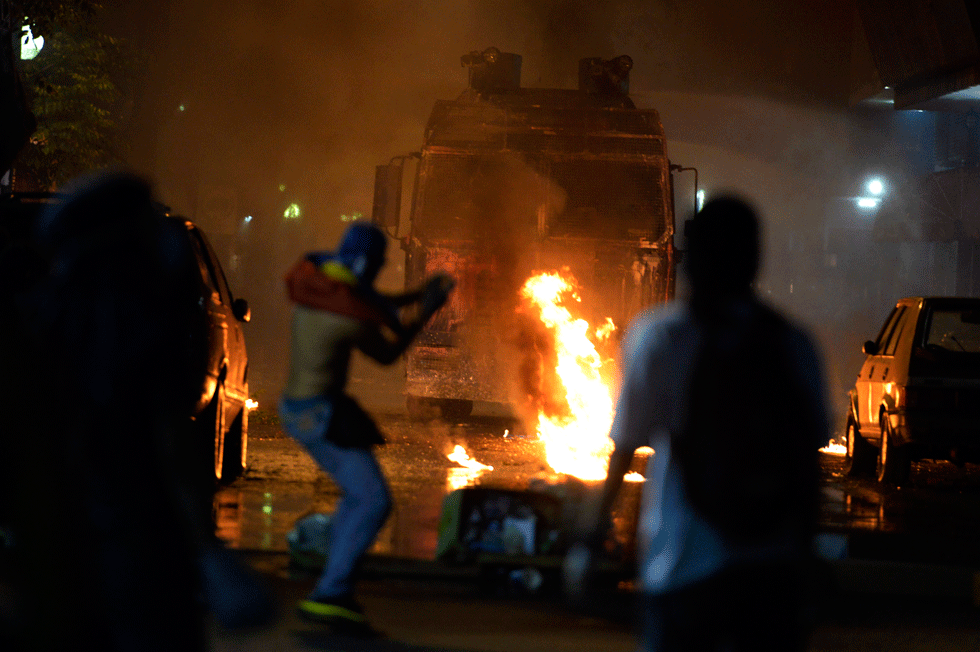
left=518, top=270, right=619, bottom=481
left=446, top=444, right=495, bottom=491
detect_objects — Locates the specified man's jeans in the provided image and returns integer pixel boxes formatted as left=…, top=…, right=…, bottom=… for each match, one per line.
left=279, top=396, right=392, bottom=599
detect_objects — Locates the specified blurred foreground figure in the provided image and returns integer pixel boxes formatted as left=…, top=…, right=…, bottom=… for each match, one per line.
left=279, top=222, right=453, bottom=633
left=1, top=172, right=270, bottom=651
left=566, top=195, right=828, bottom=652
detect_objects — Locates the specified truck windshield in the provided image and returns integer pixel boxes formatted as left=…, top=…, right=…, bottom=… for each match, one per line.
left=414, top=153, right=667, bottom=240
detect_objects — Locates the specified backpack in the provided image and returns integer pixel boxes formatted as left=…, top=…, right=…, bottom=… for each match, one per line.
left=671, top=302, right=817, bottom=543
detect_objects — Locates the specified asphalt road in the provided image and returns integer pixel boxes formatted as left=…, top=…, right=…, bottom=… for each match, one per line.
left=206, top=406, right=980, bottom=651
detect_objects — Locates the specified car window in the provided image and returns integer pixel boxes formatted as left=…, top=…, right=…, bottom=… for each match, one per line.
left=186, top=227, right=224, bottom=304
left=924, top=308, right=980, bottom=353
left=884, top=308, right=911, bottom=356
left=198, top=230, right=235, bottom=306
left=875, top=307, right=904, bottom=353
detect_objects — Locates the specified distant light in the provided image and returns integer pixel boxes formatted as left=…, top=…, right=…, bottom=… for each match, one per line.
left=857, top=197, right=880, bottom=209
left=178, top=103, right=186, bottom=112
left=283, top=203, right=301, bottom=219
left=867, top=178, right=884, bottom=195
left=278, top=184, right=286, bottom=192
left=340, top=212, right=363, bottom=223
left=243, top=215, right=252, bottom=224
left=696, top=189, right=705, bottom=211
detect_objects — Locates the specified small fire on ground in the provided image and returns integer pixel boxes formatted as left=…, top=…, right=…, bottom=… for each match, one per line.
left=820, top=440, right=846, bottom=455
left=447, top=444, right=494, bottom=491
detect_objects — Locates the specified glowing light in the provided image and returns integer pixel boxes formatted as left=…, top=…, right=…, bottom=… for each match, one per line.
left=340, top=212, right=363, bottom=223
left=178, top=104, right=185, bottom=112
left=246, top=399, right=259, bottom=410
left=278, top=184, right=286, bottom=192
left=284, top=203, right=301, bottom=219
left=20, top=25, right=43, bottom=60
left=856, top=197, right=880, bottom=210
left=520, top=270, right=617, bottom=481
left=243, top=215, right=253, bottom=224
left=696, top=189, right=705, bottom=211
left=867, top=178, right=884, bottom=195
left=624, top=471, right=645, bottom=482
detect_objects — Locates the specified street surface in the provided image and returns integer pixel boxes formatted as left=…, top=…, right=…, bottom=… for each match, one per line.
left=217, top=407, right=980, bottom=566
left=211, top=406, right=980, bottom=651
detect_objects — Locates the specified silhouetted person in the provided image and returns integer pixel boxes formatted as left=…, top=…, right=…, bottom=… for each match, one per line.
left=279, top=222, right=453, bottom=634
left=566, top=195, right=828, bottom=652
left=1, top=172, right=271, bottom=651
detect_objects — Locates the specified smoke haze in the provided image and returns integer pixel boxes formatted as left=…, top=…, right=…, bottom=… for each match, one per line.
left=100, top=0, right=906, bottom=420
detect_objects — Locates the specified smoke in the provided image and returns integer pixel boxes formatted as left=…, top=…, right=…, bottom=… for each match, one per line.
left=104, top=0, right=898, bottom=413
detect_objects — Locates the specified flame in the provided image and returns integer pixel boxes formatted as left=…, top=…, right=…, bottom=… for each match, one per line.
left=446, top=444, right=494, bottom=491
left=820, top=439, right=846, bottom=455
left=246, top=399, right=259, bottom=410
left=448, top=444, right=494, bottom=471
left=519, top=271, right=617, bottom=481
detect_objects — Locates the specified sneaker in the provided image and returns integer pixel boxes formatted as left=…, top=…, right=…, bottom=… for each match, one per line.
left=296, top=595, right=367, bottom=625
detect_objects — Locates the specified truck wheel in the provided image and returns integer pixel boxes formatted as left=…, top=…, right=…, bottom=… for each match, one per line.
left=844, top=418, right=875, bottom=478
left=877, top=417, right=911, bottom=485
left=407, top=395, right=440, bottom=421
left=220, top=402, right=247, bottom=483
left=439, top=399, right=473, bottom=421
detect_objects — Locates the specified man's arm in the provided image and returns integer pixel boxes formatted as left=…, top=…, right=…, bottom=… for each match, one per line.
left=357, top=273, right=455, bottom=365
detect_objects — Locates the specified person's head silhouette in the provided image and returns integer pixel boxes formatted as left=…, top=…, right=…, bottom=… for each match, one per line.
left=684, top=195, right=760, bottom=308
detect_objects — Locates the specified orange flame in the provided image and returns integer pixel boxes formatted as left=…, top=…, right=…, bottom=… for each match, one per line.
left=519, top=271, right=617, bottom=481
left=446, top=444, right=494, bottom=491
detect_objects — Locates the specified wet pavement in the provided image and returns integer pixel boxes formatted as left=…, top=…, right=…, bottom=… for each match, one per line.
left=218, top=406, right=980, bottom=567
left=215, top=407, right=645, bottom=561
left=206, top=405, right=980, bottom=651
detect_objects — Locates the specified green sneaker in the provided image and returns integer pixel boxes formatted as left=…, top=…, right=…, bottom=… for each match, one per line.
left=297, top=596, right=367, bottom=625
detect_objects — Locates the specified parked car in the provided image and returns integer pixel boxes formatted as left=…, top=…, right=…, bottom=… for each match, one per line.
left=0, top=191, right=250, bottom=484
left=173, top=216, right=251, bottom=483
left=845, top=296, right=980, bottom=484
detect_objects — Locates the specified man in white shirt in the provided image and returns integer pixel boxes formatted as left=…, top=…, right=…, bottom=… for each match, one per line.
left=567, top=195, right=828, bottom=652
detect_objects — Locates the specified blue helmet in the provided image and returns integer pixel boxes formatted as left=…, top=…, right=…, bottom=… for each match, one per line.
left=309, top=222, right=387, bottom=286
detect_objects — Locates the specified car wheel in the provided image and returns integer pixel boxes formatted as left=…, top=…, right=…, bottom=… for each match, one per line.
left=877, top=415, right=911, bottom=485
left=844, top=417, right=876, bottom=478
left=208, top=382, right=227, bottom=483
left=220, top=402, right=247, bottom=483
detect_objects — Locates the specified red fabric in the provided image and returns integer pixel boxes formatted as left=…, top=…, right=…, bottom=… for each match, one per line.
left=284, top=259, right=389, bottom=326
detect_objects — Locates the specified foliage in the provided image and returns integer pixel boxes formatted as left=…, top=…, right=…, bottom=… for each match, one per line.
left=5, top=1, right=134, bottom=189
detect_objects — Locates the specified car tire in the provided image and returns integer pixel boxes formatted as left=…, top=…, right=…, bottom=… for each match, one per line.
left=206, top=382, right=227, bottom=483
left=220, top=402, right=247, bottom=483
left=844, top=417, right=876, bottom=478
left=877, top=415, right=911, bottom=485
